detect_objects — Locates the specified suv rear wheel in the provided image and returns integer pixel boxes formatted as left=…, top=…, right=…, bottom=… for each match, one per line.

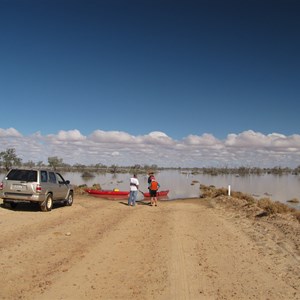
left=64, top=192, right=73, bottom=206
left=40, top=194, right=53, bottom=212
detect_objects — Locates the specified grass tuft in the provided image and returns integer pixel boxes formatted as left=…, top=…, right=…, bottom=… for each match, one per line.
left=257, top=198, right=295, bottom=215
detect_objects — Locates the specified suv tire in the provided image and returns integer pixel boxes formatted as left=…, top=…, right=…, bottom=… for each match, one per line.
left=64, top=192, right=73, bottom=206
left=40, top=194, right=53, bottom=212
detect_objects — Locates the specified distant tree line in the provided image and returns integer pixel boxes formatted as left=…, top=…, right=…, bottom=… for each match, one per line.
left=0, top=148, right=159, bottom=174
left=1, top=147, right=300, bottom=176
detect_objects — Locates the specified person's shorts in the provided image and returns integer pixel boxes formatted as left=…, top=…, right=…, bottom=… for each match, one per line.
left=150, top=189, right=157, bottom=197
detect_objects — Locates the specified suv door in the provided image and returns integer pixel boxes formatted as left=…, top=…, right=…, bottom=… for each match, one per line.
left=49, top=172, right=69, bottom=200
left=48, top=171, right=61, bottom=200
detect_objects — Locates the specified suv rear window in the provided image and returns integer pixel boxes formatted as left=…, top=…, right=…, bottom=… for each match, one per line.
left=6, top=169, right=38, bottom=182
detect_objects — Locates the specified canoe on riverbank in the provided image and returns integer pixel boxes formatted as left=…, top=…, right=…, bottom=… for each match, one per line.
left=85, top=189, right=129, bottom=196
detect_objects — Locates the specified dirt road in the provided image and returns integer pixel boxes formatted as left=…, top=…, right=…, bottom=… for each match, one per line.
left=0, top=195, right=299, bottom=299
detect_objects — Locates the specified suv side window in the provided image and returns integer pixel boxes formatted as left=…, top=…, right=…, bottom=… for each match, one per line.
left=41, top=171, right=48, bottom=182
left=49, top=172, right=57, bottom=183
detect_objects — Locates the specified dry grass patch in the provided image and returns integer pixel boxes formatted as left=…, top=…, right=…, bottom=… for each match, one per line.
left=293, top=211, right=300, bottom=222
left=257, top=198, right=295, bottom=215
left=200, top=184, right=255, bottom=204
left=191, top=180, right=199, bottom=185
left=74, top=183, right=102, bottom=195
left=287, top=198, right=300, bottom=204
left=231, top=191, right=256, bottom=204
left=200, top=184, right=228, bottom=198
left=200, top=184, right=300, bottom=223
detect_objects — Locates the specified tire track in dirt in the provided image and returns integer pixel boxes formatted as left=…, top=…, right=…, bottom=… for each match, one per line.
left=0, top=198, right=136, bottom=299
left=195, top=201, right=300, bottom=300
left=162, top=200, right=300, bottom=300
left=36, top=203, right=171, bottom=300
left=1, top=197, right=299, bottom=300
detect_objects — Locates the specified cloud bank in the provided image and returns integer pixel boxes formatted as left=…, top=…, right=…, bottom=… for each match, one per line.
left=1, top=128, right=300, bottom=168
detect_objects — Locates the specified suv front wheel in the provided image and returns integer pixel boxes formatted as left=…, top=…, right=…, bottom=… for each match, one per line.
left=40, top=194, right=53, bottom=212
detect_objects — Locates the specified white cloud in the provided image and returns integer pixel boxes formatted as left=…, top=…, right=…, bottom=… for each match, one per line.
left=225, top=130, right=300, bottom=154
left=138, top=131, right=174, bottom=146
left=0, top=128, right=300, bottom=167
left=183, top=133, right=223, bottom=148
left=90, top=130, right=135, bottom=143
left=0, top=128, right=22, bottom=137
left=225, top=130, right=268, bottom=147
left=48, top=129, right=86, bottom=141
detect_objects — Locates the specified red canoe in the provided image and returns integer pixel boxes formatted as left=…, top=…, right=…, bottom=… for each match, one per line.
left=142, top=190, right=169, bottom=197
left=85, top=189, right=129, bottom=196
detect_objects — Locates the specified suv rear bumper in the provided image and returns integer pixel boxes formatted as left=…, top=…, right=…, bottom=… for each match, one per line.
left=1, top=192, right=46, bottom=203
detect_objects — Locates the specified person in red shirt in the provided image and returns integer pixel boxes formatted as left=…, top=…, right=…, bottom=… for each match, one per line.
left=149, top=178, right=160, bottom=206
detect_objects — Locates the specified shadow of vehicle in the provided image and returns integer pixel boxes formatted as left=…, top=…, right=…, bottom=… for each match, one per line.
left=0, top=201, right=68, bottom=212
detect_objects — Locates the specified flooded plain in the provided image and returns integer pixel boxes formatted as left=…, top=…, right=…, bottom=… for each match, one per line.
left=62, top=170, right=300, bottom=208
left=1, top=170, right=299, bottom=208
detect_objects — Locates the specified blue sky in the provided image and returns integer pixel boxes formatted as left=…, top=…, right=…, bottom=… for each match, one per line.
left=0, top=0, right=300, bottom=167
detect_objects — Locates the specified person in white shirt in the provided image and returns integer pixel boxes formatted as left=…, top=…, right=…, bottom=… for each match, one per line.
left=128, top=174, right=139, bottom=206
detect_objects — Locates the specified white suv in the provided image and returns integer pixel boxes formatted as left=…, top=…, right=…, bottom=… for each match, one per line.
left=0, top=169, right=74, bottom=212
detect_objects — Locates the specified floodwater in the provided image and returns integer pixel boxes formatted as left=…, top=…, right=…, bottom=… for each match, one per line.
left=61, top=170, right=300, bottom=208
left=1, top=170, right=299, bottom=208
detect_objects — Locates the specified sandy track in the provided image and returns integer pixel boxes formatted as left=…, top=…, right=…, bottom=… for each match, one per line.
left=0, top=196, right=299, bottom=300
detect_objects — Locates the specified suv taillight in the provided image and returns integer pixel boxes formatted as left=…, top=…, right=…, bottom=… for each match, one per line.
left=36, top=184, right=42, bottom=193
left=0, top=182, right=3, bottom=190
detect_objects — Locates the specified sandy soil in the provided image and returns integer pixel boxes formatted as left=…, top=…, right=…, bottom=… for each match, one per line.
left=0, top=195, right=299, bottom=300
